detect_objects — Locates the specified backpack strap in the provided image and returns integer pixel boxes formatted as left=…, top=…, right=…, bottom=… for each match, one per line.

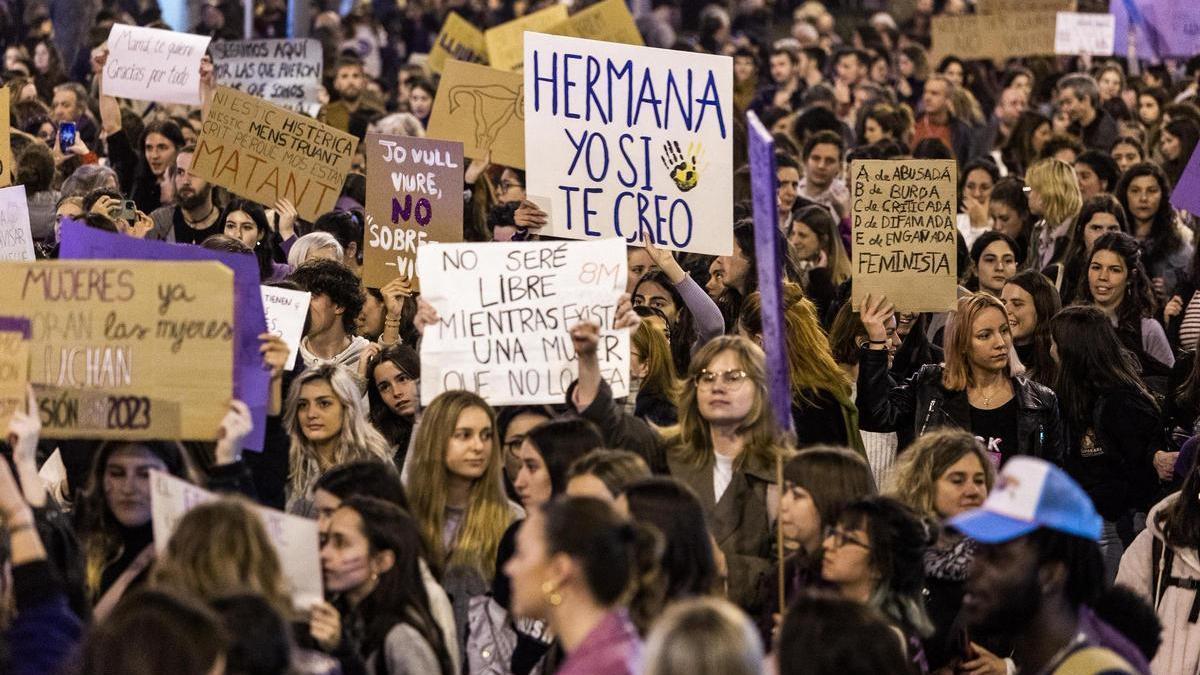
left=1151, top=536, right=1165, bottom=608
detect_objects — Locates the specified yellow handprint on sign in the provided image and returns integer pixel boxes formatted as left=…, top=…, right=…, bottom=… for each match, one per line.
left=661, top=140, right=704, bottom=192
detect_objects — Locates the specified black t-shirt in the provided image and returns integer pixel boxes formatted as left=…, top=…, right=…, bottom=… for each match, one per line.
left=970, top=397, right=1020, bottom=467
left=172, top=207, right=224, bottom=245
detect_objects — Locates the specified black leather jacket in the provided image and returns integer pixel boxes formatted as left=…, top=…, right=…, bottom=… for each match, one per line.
left=855, top=347, right=1064, bottom=464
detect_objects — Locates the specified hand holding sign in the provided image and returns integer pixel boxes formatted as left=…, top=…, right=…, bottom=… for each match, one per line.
left=214, top=399, right=254, bottom=465
left=258, top=333, right=291, bottom=381
left=513, top=200, right=548, bottom=230
left=860, top=294, right=896, bottom=344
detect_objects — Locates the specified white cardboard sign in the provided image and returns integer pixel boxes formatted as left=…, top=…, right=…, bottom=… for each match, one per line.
left=211, top=39, right=323, bottom=115
left=1055, top=12, right=1116, bottom=55
left=523, top=33, right=733, bottom=256
left=260, top=286, right=311, bottom=370
left=0, top=185, right=32, bottom=260
left=417, top=238, right=630, bottom=406
left=103, top=24, right=212, bottom=105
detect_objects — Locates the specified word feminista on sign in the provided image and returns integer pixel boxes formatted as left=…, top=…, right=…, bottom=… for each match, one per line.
left=417, top=238, right=629, bottom=406
left=523, top=33, right=733, bottom=256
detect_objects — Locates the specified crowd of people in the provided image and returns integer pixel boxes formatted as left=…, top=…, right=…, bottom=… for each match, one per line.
left=3, top=0, right=1200, bottom=674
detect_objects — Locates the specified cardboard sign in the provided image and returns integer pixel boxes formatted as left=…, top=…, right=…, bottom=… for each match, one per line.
left=550, top=0, right=643, bottom=46
left=0, top=317, right=30, bottom=433
left=0, top=260, right=234, bottom=440
left=59, top=220, right=270, bottom=451
left=211, top=39, right=323, bottom=114
left=747, top=113, right=792, bottom=435
left=1111, top=0, right=1200, bottom=61
left=102, top=24, right=211, bottom=105
left=192, top=86, right=358, bottom=222
left=0, top=185, right=32, bottom=260
left=426, top=59, right=526, bottom=169
left=428, top=12, right=488, bottom=74
left=260, top=286, right=310, bottom=370
left=931, top=13, right=1059, bottom=62
left=485, top=4, right=570, bottom=72
left=0, top=87, right=11, bottom=188
left=1171, top=145, right=1200, bottom=216
left=1056, top=12, right=1116, bottom=55
left=150, top=470, right=323, bottom=610
left=851, top=160, right=958, bottom=313
left=523, top=33, right=734, bottom=256
left=363, top=134, right=464, bottom=289
left=417, top=239, right=629, bottom=406
left=977, top=0, right=1075, bottom=12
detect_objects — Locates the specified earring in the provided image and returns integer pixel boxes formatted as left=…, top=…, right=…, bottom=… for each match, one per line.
left=541, top=581, right=562, bottom=607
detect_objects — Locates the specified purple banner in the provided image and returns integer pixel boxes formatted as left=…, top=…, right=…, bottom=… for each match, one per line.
left=1111, top=0, right=1200, bottom=61
left=0, top=316, right=31, bottom=339
left=1173, top=144, right=1200, bottom=216
left=59, top=220, right=270, bottom=451
left=747, top=112, right=793, bottom=435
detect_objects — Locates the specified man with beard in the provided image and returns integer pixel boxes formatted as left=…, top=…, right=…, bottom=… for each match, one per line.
left=148, top=146, right=223, bottom=244
left=949, top=457, right=1143, bottom=674
left=318, top=55, right=382, bottom=140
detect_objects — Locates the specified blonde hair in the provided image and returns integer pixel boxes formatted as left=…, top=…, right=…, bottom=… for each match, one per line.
left=642, top=597, right=764, bottom=675
left=1025, top=158, right=1082, bottom=228
left=887, top=429, right=995, bottom=519
left=152, top=497, right=293, bottom=617
left=283, top=364, right=394, bottom=505
left=941, top=293, right=1014, bottom=391
left=405, top=390, right=514, bottom=580
left=631, top=321, right=681, bottom=404
left=672, top=336, right=785, bottom=469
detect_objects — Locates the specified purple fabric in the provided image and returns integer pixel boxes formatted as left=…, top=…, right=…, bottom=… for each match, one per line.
left=1172, top=146, right=1200, bottom=217
left=0, top=316, right=31, bottom=338
left=556, top=610, right=642, bottom=675
left=1177, top=435, right=1198, bottom=482
left=675, top=274, right=724, bottom=354
left=268, top=261, right=293, bottom=283
left=58, top=219, right=270, bottom=451
left=747, top=111, right=794, bottom=434
left=1111, top=0, right=1200, bottom=61
left=280, top=233, right=298, bottom=257
left=1079, top=605, right=1153, bottom=675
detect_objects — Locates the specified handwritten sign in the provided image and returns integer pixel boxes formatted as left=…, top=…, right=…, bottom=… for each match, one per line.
left=0, top=260, right=234, bottom=440
left=261, top=286, right=310, bottom=370
left=192, top=86, right=358, bottom=222
left=550, top=0, right=643, bottom=46
left=1055, top=12, right=1116, bottom=55
left=59, top=220, right=270, bottom=451
left=426, top=59, right=525, bottom=169
left=523, top=33, right=733, bottom=256
left=931, top=13, right=1059, bottom=62
left=363, top=134, right=464, bottom=289
left=150, top=470, right=323, bottom=610
left=0, top=317, right=30, bottom=432
left=0, top=87, right=11, bottom=188
left=417, top=239, right=629, bottom=406
left=0, top=185, right=32, bottom=260
left=485, top=4, right=570, bottom=72
left=102, top=24, right=211, bottom=106
left=851, top=160, right=957, bottom=313
left=211, top=39, right=323, bottom=114
left=977, top=0, right=1074, bottom=12
left=428, top=12, right=488, bottom=73
left=1172, top=145, right=1200, bottom=216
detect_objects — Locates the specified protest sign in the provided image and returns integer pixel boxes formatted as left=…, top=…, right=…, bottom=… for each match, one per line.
left=150, top=470, right=323, bottom=610
left=977, top=0, right=1075, bottom=12
left=426, top=59, right=526, bottom=169
left=211, top=39, right=323, bottom=114
left=1171, top=145, right=1200, bottom=216
left=261, top=286, right=310, bottom=370
left=428, top=12, right=488, bottom=73
left=363, top=133, right=464, bottom=289
left=38, top=449, right=66, bottom=490
left=102, top=24, right=211, bottom=106
left=192, top=86, right=358, bottom=222
left=0, top=185, right=32, bottom=260
left=1056, top=13, right=1116, bottom=55
left=851, top=160, right=958, bottom=313
left=0, top=87, right=10, bottom=188
left=931, top=13, right=1059, bottom=62
left=59, top=219, right=270, bottom=451
left=1111, top=0, right=1200, bottom=61
left=0, top=260, right=234, bottom=440
left=0, top=317, right=29, bottom=433
left=747, top=113, right=792, bottom=435
left=485, top=4, right=570, bottom=71
left=417, top=239, right=629, bottom=406
left=550, top=0, right=644, bottom=46
left=523, top=33, right=734, bottom=256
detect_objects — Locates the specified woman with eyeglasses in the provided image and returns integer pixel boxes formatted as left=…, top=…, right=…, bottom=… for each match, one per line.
left=820, top=495, right=934, bottom=671
left=634, top=238, right=725, bottom=376
left=488, top=168, right=549, bottom=242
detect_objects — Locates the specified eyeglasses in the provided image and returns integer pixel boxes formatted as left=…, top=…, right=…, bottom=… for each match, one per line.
left=695, top=369, right=749, bottom=389
left=498, top=180, right=523, bottom=193
left=502, top=436, right=525, bottom=455
left=824, top=525, right=870, bottom=550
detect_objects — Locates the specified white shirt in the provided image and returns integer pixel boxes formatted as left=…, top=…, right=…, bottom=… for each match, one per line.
left=713, top=453, right=735, bottom=503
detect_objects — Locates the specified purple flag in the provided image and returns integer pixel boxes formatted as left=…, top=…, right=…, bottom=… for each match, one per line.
left=1111, top=0, right=1200, bottom=61
left=1173, top=144, right=1200, bottom=217
left=58, top=220, right=270, bottom=451
left=747, top=112, right=794, bottom=435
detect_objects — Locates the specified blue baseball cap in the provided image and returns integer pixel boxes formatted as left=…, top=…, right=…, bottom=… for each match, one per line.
left=949, top=456, right=1102, bottom=544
